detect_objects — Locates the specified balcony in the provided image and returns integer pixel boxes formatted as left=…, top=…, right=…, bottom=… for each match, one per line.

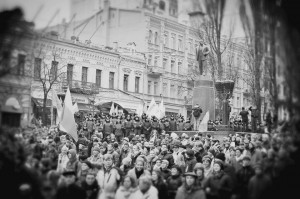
left=62, top=80, right=99, bottom=95
left=147, top=65, right=163, bottom=77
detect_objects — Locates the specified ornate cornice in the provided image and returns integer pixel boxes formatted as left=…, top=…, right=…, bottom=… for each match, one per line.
left=134, top=70, right=143, bottom=76
left=123, top=68, right=132, bottom=74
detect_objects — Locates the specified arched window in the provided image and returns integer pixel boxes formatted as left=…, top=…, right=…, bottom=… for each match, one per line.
left=159, top=0, right=165, bottom=10
left=148, top=30, right=153, bottom=43
left=154, top=32, right=158, bottom=45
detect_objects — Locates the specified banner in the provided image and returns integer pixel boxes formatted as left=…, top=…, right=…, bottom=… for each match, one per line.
left=109, top=102, right=115, bottom=115
left=52, top=89, right=63, bottom=123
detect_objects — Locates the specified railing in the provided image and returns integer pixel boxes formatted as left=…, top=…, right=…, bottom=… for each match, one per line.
left=62, top=79, right=99, bottom=94
left=147, top=65, right=163, bottom=77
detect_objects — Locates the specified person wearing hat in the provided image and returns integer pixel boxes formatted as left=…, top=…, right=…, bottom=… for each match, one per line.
left=57, top=168, right=86, bottom=199
left=193, top=163, right=206, bottom=187
left=87, top=146, right=103, bottom=168
left=158, top=143, right=174, bottom=169
left=133, top=116, right=143, bottom=136
left=81, top=170, right=100, bottom=199
left=203, top=159, right=234, bottom=199
left=160, top=159, right=172, bottom=180
left=151, top=170, right=168, bottom=199
left=184, top=149, right=197, bottom=173
left=103, top=118, right=113, bottom=138
left=175, top=172, right=206, bottom=199
left=166, top=165, right=183, bottom=199
left=127, top=157, right=151, bottom=187
left=177, top=117, right=185, bottom=131
left=236, top=155, right=255, bottom=199
left=202, top=155, right=213, bottom=178
left=77, top=160, right=93, bottom=184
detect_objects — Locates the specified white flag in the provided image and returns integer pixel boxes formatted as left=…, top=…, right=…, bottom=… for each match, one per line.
left=109, top=102, right=115, bottom=115
left=52, top=89, right=63, bottom=123
left=198, top=111, right=209, bottom=132
left=59, top=88, right=78, bottom=142
left=147, top=98, right=158, bottom=117
left=72, top=102, right=79, bottom=114
left=115, top=105, right=118, bottom=115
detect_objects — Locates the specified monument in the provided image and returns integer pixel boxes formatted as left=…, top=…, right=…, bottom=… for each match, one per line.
left=192, top=43, right=215, bottom=130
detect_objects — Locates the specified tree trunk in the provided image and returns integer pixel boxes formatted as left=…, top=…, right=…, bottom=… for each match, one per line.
left=42, top=92, right=48, bottom=126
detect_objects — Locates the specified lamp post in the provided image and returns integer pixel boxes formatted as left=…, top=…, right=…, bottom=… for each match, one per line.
left=215, top=79, right=234, bottom=125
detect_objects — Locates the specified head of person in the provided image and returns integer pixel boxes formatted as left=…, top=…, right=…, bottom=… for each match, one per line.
left=103, top=154, right=113, bottom=168
left=92, top=146, right=100, bottom=156
left=254, top=163, right=263, bottom=176
left=85, top=171, right=96, bottom=185
left=194, top=163, right=204, bottom=178
left=123, top=142, right=129, bottom=151
left=242, top=155, right=251, bottom=167
left=161, top=159, right=169, bottom=169
left=213, top=159, right=224, bottom=173
left=68, top=149, right=77, bottom=162
left=184, top=172, right=197, bottom=187
left=81, top=160, right=92, bottom=171
left=171, top=165, right=181, bottom=176
left=202, top=155, right=212, bottom=168
left=242, top=107, right=245, bottom=110
left=151, top=170, right=163, bottom=182
left=107, top=143, right=113, bottom=153
left=139, top=175, right=152, bottom=194
left=62, top=169, right=76, bottom=186
left=155, top=159, right=162, bottom=167
left=61, top=145, right=68, bottom=154
left=123, top=175, right=136, bottom=189
left=161, top=144, right=168, bottom=153
left=135, top=158, right=145, bottom=171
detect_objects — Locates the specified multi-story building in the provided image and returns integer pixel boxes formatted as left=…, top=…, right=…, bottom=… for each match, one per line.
left=30, top=32, right=146, bottom=125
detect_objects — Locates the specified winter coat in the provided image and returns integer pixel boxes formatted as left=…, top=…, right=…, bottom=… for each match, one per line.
left=158, top=151, right=174, bottom=168
left=81, top=180, right=100, bottom=199
left=127, top=168, right=151, bottom=187
left=153, top=180, right=168, bottom=199
left=167, top=175, right=183, bottom=199
left=184, top=157, right=197, bottom=173
left=56, top=183, right=86, bottom=199
left=131, top=185, right=158, bottom=199
left=96, top=167, right=121, bottom=199
left=115, top=186, right=138, bottom=199
left=175, top=184, right=206, bottom=199
left=203, top=171, right=234, bottom=199
left=160, top=168, right=171, bottom=180
left=248, top=174, right=272, bottom=199
left=169, top=120, right=177, bottom=131
left=236, top=165, right=255, bottom=198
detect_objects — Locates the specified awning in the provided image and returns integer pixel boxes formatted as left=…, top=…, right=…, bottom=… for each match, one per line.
left=0, top=105, right=23, bottom=114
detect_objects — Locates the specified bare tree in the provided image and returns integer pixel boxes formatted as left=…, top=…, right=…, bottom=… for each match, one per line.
left=240, top=0, right=265, bottom=122
left=34, top=42, right=67, bottom=125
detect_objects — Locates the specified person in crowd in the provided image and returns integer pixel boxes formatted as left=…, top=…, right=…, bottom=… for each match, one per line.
left=151, top=170, right=168, bottom=199
left=115, top=175, right=138, bottom=199
left=158, top=143, right=174, bottom=168
left=127, top=157, right=151, bottom=187
left=175, top=172, right=206, bottom=199
left=96, top=154, right=121, bottom=199
left=77, top=160, right=93, bottom=184
left=160, top=159, right=171, bottom=180
left=184, top=149, right=197, bottom=172
left=106, top=143, right=120, bottom=167
left=203, top=159, right=234, bottom=199
left=66, top=149, right=81, bottom=178
left=56, top=169, right=86, bottom=199
left=194, top=163, right=207, bottom=187
left=120, top=157, right=132, bottom=175
left=236, top=155, right=255, bottom=199
left=202, top=155, right=213, bottom=178
left=131, top=175, right=158, bottom=199
left=80, top=171, right=99, bottom=199
left=239, top=107, right=249, bottom=132
left=57, top=144, right=69, bottom=173
left=167, top=165, right=183, bottom=199
left=87, top=146, right=103, bottom=168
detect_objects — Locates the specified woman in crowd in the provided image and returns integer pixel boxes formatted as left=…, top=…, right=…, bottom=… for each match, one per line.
left=115, top=175, right=138, bottom=199
left=151, top=170, right=168, bottom=199
left=167, top=165, right=183, bottom=199
left=193, top=163, right=206, bottom=187
left=56, top=145, right=69, bottom=173
left=127, top=157, right=151, bottom=187
left=202, top=155, right=213, bottom=178
left=87, top=146, right=103, bottom=168
left=175, top=172, right=206, bottom=199
left=66, top=149, right=81, bottom=178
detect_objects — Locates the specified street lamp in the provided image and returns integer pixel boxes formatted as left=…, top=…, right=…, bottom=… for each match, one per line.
left=215, top=79, right=235, bottom=125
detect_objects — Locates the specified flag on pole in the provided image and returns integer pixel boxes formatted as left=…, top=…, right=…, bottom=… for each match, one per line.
left=59, top=88, right=78, bottom=142
left=109, top=102, right=115, bottom=115
left=72, top=102, right=79, bottom=114
left=198, top=111, right=209, bottom=132
left=52, top=89, right=63, bottom=123
left=157, top=98, right=165, bottom=119
left=146, top=98, right=158, bottom=117
left=115, top=105, right=118, bottom=115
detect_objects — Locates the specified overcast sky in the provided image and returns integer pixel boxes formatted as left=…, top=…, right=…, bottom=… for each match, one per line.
left=0, top=0, right=244, bottom=38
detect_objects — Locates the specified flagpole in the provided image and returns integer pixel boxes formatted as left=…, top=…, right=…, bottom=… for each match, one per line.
left=51, top=89, right=54, bottom=126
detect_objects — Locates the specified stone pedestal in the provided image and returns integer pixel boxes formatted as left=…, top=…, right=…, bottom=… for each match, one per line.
left=192, top=77, right=215, bottom=130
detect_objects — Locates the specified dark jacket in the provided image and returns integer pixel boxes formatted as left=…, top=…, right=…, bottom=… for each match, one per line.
left=184, top=157, right=197, bottom=173
left=160, top=168, right=171, bottom=180
left=236, top=165, right=255, bottom=198
left=167, top=175, right=183, bottom=199
left=56, top=183, right=86, bottom=199
left=203, top=171, right=234, bottom=199
left=81, top=180, right=100, bottom=199
left=158, top=151, right=174, bottom=168
left=153, top=180, right=168, bottom=199
left=175, top=184, right=206, bottom=199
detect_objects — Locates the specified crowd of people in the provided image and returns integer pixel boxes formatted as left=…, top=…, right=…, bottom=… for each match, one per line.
left=1, top=111, right=299, bottom=199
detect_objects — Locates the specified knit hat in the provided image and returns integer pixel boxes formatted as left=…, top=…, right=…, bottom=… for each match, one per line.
left=186, top=149, right=194, bottom=157
left=242, top=155, right=251, bottom=161
left=193, top=163, right=204, bottom=173
left=202, top=155, right=212, bottom=163
left=215, top=152, right=226, bottom=162
left=214, top=159, right=224, bottom=170
left=183, top=172, right=197, bottom=177
left=208, top=148, right=216, bottom=157
left=93, top=146, right=101, bottom=153
left=162, top=159, right=169, bottom=166
left=82, top=160, right=92, bottom=169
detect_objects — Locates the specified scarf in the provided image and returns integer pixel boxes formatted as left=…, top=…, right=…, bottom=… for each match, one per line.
left=135, top=168, right=144, bottom=179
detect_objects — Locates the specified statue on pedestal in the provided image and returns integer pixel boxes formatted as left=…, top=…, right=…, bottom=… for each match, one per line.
left=195, top=42, right=210, bottom=76
left=192, top=104, right=202, bottom=131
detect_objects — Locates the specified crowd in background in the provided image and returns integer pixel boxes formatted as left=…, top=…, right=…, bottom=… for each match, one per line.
left=1, top=111, right=299, bottom=199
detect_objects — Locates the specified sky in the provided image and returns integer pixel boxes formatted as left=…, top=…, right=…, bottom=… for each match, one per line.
left=0, top=0, right=244, bottom=38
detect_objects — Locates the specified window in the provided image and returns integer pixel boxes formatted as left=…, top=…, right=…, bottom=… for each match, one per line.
left=148, top=55, right=152, bottom=65
left=82, top=67, right=88, bottom=85
left=163, top=58, right=167, bottom=70
left=170, top=84, right=175, bottom=97
left=123, top=74, right=129, bottom=91
left=135, top=76, right=140, bottom=93
left=159, top=0, right=165, bottom=10
left=154, top=32, right=158, bottom=45
left=178, top=38, right=183, bottom=51
left=17, top=54, right=26, bottom=75
left=148, top=81, right=152, bottom=94
left=109, top=72, right=115, bottom=89
left=51, top=61, right=58, bottom=79
left=148, top=30, right=152, bottom=43
left=34, top=58, right=41, bottom=79
left=96, top=69, right=101, bottom=87
left=171, top=35, right=176, bottom=49
left=2, top=51, right=10, bottom=72
left=154, top=56, right=159, bottom=66
left=163, top=83, right=168, bottom=97
left=154, top=82, right=158, bottom=95
left=237, top=97, right=240, bottom=108
left=171, top=60, right=175, bottom=73
left=67, top=64, right=73, bottom=85
left=164, top=33, right=168, bottom=47
left=177, top=62, right=182, bottom=74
